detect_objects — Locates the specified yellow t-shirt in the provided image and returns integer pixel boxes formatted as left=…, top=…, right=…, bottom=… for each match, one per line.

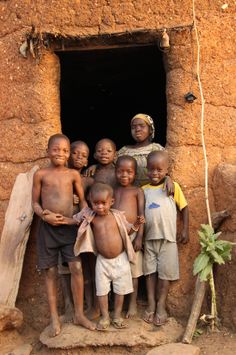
left=142, top=182, right=187, bottom=210
left=142, top=182, right=187, bottom=242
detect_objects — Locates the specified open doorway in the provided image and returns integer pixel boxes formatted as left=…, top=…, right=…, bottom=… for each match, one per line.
left=57, top=44, right=167, bottom=163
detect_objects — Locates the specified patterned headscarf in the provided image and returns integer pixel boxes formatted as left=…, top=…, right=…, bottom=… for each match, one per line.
left=131, top=113, right=155, bottom=140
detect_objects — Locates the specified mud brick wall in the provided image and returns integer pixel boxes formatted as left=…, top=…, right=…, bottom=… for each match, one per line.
left=0, top=1, right=235, bottom=330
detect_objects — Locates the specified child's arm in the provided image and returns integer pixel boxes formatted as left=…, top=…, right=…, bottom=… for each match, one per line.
left=32, top=171, right=64, bottom=226
left=32, top=171, right=44, bottom=219
left=84, top=164, right=97, bottom=177
left=128, top=216, right=145, bottom=235
left=178, top=205, right=189, bottom=244
left=73, top=170, right=88, bottom=209
left=133, top=188, right=145, bottom=252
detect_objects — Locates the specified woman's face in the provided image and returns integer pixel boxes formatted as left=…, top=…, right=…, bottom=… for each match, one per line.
left=131, top=118, right=151, bottom=143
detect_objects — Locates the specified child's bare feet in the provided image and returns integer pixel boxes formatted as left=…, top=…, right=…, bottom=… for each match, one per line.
left=153, top=304, right=168, bottom=326
left=49, top=315, right=61, bottom=337
left=125, top=302, right=137, bottom=319
left=86, top=307, right=101, bottom=321
left=74, top=313, right=96, bottom=330
left=61, top=302, right=74, bottom=323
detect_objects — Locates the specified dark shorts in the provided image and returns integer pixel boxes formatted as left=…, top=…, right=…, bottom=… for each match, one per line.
left=37, top=221, right=79, bottom=270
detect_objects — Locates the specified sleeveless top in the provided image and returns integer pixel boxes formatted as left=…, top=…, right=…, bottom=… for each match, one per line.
left=117, top=143, right=164, bottom=186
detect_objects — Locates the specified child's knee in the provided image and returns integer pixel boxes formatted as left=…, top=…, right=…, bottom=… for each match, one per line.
left=46, top=266, right=57, bottom=279
left=69, top=260, right=82, bottom=275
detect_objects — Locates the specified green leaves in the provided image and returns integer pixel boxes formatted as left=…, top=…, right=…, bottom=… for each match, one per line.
left=193, top=224, right=233, bottom=281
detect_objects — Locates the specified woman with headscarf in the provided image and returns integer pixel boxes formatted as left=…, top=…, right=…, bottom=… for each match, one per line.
left=117, top=113, right=171, bottom=188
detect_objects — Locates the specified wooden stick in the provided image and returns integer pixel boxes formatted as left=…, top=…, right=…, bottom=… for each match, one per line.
left=182, top=277, right=206, bottom=344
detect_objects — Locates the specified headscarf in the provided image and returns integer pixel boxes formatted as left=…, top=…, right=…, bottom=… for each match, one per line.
left=131, top=113, right=155, bottom=140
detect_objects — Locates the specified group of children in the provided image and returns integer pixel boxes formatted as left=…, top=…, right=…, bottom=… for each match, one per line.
left=32, top=116, right=189, bottom=337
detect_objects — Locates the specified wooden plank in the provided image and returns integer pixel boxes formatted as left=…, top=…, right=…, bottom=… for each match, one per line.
left=0, top=166, right=39, bottom=307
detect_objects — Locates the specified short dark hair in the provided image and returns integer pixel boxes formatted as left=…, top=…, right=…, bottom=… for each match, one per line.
left=95, top=138, right=116, bottom=152
left=116, top=155, right=137, bottom=173
left=147, top=150, right=168, bottom=165
left=70, top=140, right=89, bottom=155
left=89, top=182, right=113, bottom=199
left=48, top=133, right=70, bottom=149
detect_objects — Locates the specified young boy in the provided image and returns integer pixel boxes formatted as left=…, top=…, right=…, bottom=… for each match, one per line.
left=32, top=133, right=95, bottom=336
left=72, top=183, right=145, bottom=330
left=86, top=138, right=117, bottom=188
left=58, top=140, right=95, bottom=322
left=142, top=150, right=189, bottom=326
left=113, top=155, right=145, bottom=318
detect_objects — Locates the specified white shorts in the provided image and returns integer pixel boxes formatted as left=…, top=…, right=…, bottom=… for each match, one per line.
left=95, top=251, right=133, bottom=296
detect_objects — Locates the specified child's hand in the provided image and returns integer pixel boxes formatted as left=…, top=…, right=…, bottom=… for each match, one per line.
left=137, top=215, right=145, bottom=226
left=73, top=194, right=80, bottom=205
left=133, top=236, right=143, bottom=252
left=42, top=209, right=52, bottom=216
left=163, top=176, right=174, bottom=196
left=132, top=216, right=145, bottom=232
left=61, top=216, right=77, bottom=225
left=43, top=212, right=65, bottom=226
left=178, top=229, right=189, bottom=244
left=85, top=164, right=97, bottom=177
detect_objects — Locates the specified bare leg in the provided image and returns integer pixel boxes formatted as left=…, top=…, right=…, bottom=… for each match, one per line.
left=146, top=273, right=157, bottom=312
left=45, top=267, right=61, bottom=337
left=98, top=295, right=110, bottom=320
left=143, top=273, right=157, bottom=323
left=69, top=260, right=95, bottom=330
left=113, top=294, right=124, bottom=320
left=153, top=279, right=170, bottom=326
left=60, top=273, right=74, bottom=323
left=96, top=294, right=110, bottom=330
left=81, top=254, right=93, bottom=312
left=126, top=278, right=138, bottom=318
left=85, top=254, right=100, bottom=320
left=112, top=293, right=127, bottom=328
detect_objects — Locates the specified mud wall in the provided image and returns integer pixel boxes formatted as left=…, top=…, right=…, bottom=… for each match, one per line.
left=0, top=1, right=235, bottom=330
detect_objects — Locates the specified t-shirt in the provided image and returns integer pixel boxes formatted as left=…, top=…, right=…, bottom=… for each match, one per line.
left=142, top=182, right=187, bottom=242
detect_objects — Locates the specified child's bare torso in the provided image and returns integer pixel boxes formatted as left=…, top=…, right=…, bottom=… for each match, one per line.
left=92, top=213, right=124, bottom=259
left=93, top=165, right=116, bottom=188
left=113, top=186, right=139, bottom=223
left=40, top=167, right=75, bottom=217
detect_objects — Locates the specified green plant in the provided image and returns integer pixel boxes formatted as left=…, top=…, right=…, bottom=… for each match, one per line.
left=193, top=224, right=232, bottom=281
left=193, top=224, right=233, bottom=330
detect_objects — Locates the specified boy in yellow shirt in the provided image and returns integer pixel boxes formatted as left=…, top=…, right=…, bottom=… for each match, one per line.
left=142, top=151, right=189, bottom=326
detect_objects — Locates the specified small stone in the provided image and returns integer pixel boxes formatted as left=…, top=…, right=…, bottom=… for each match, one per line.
left=0, top=304, right=23, bottom=331
left=146, top=343, right=201, bottom=355
left=221, top=4, right=228, bottom=9
left=7, top=344, right=32, bottom=355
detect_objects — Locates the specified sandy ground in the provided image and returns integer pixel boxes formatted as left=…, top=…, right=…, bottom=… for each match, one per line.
left=1, top=319, right=236, bottom=355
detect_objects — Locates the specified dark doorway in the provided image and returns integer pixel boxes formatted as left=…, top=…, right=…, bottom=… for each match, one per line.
left=58, top=44, right=167, bottom=163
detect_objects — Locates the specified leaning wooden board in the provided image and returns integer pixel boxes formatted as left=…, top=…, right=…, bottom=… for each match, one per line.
left=0, top=166, right=39, bottom=307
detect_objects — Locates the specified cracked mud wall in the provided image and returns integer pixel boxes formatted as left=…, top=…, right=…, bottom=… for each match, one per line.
left=0, top=0, right=235, bottom=329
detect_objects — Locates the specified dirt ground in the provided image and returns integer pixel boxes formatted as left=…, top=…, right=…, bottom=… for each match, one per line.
left=1, top=318, right=236, bottom=355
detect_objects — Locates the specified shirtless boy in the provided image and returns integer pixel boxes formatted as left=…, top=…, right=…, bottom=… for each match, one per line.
left=113, top=155, right=145, bottom=318
left=73, top=183, right=145, bottom=330
left=59, top=140, right=95, bottom=322
left=86, top=138, right=117, bottom=188
left=32, top=134, right=95, bottom=336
